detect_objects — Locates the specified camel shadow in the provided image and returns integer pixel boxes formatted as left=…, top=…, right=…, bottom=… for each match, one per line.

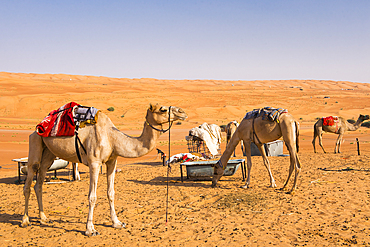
left=119, top=161, right=164, bottom=167
left=1, top=212, right=89, bottom=236
left=0, top=213, right=24, bottom=226
left=128, top=174, right=240, bottom=188
left=0, top=169, right=87, bottom=185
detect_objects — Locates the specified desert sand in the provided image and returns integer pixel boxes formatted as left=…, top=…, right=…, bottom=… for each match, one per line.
left=1, top=72, right=370, bottom=246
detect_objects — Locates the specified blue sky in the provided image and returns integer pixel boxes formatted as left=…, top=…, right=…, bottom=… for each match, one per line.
left=1, top=1, right=369, bottom=82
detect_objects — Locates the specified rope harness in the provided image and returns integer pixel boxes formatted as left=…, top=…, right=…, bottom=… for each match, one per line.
left=145, top=120, right=173, bottom=133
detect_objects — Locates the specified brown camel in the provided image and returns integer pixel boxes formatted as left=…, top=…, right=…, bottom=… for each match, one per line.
left=21, top=103, right=187, bottom=236
left=312, top=114, right=369, bottom=153
left=225, top=121, right=244, bottom=157
left=212, top=111, right=301, bottom=194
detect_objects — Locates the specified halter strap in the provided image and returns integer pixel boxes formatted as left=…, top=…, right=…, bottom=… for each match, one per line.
left=145, top=106, right=173, bottom=133
left=145, top=120, right=173, bottom=133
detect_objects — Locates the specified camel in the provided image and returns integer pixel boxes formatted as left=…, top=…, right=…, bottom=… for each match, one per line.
left=21, top=103, right=187, bottom=236
left=225, top=121, right=244, bottom=157
left=312, top=114, right=369, bottom=153
left=212, top=111, right=301, bottom=194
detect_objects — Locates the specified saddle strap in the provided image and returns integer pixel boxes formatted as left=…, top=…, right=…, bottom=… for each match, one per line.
left=75, top=131, right=87, bottom=163
left=252, top=117, right=262, bottom=145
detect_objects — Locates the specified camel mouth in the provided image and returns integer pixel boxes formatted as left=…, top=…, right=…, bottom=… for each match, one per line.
left=173, top=110, right=188, bottom=121
left=176, top=115, right=187, bottom=121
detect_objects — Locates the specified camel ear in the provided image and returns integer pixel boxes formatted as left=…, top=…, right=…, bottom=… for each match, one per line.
left=149, top=103, right=160, bottom=112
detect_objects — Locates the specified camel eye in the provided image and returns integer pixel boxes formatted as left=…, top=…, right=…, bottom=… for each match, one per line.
left=159, top=107, right=167, bottom=113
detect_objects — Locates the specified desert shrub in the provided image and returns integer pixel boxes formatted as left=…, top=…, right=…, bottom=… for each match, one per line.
left=107, top=107, right=115, bottom=112
left=361, top=121, right=370, bottom=128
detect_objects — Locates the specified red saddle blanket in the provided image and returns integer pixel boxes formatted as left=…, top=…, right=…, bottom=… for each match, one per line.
left=36, top=102, right=80, bottom=137
left=322, top=116, right=338, bottom=126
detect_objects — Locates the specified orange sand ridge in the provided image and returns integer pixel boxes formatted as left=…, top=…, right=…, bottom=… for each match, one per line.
left=1, top=72, right=370, bottom=246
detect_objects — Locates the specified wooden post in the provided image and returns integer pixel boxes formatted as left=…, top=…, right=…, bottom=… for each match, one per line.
left=356, top=138, right=360, bottom=155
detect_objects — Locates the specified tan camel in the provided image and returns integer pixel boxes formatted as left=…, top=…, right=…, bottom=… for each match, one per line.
left=21, top=103, right=187, bottom=236
left=225, top=121, right=244, bottom=157
left=312, top=114, right=369, bottom=153
left=212, top=112, right=301, bottom=194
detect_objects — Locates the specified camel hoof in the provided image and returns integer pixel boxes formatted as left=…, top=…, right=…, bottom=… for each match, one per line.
left=20, top=221, right=30, bottom=228
left=40, top=218, right=51, bottom=225
left=85, top=229, right=100, bottom=237
left=113, top=221, right=126, bottom=229
left=21, top=216, right=30, bottom=227
left=241, top=184, right=249, bottom=189
left=286, top=190, right=295, bottom=195
left=279, top=187, right=287, bottom=191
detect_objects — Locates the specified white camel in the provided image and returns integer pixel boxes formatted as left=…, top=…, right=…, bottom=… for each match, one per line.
left=21, top=103, right=187, bottom=236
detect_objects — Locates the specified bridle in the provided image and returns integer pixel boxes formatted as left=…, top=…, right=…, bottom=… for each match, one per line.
left=145, top=106, right=173, bottom=133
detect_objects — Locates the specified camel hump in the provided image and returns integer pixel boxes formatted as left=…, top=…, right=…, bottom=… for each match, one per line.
left=244, top=107, right=288, bottom=122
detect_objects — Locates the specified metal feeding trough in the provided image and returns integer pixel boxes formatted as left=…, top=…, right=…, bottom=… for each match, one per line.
left=13, top=157, right=69, bottom=183
left=251, top=140, right=284, bottom=156
left=180, top=159, right=246, bottom=182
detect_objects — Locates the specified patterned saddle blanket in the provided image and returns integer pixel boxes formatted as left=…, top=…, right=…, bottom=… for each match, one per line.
left=36, top=102, right=100, bottom=137
left=322, top=116, right=339, bottom=126
left=244, top=107, right=288, bottom=122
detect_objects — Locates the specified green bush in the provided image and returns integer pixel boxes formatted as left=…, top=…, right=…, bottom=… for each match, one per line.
left=107, top=107, right=115, bottom=112
left=361, top=121, right=370, bottom=128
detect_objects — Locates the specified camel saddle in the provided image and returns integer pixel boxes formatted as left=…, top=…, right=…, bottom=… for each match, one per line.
left=244, top=107, right=288, bottom=123
left=36, top=102, right=100, bottom=137
left=322, top=116, right=339, bottom=126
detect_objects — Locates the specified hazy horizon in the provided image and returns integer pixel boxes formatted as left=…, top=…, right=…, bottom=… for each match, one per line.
left=1, top=1, right=369, bottom=83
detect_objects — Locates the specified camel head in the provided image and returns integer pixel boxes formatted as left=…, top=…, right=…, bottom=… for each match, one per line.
left=359, top=114, right=370, bottom=122
left=146, top=103, right=187, bottom=126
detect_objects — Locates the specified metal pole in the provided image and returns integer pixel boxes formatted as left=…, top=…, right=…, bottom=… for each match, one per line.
left=356, top=138, right=360, bottom=155
left=166, top=106, right=172, bottom=224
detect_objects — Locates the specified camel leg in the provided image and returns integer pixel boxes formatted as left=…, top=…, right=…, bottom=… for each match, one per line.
left=21, top=165, right=36, bottom=227
left=106, top=159, right=125, bottom=229
left=241, top=140, right=246, bottom=156
left=282, top=148, right=302, bottom=194
left=281, top=120, right=301, bottom=194
left=334, top=134, right=343, bottom=154
left=281, top=144, right=294, bottom=191
left=241, top=141, right=252, bottom=189
left=257, top=144, right=276, bottom=188
left=312, top=128, right=317, bottom=153
left=290, top=154, right=302, bottom=193
left=318, top=131, right=326, bottom=153
left=22, top=132, right=43, bottom=227
left=35, top=149, right=55, bottom=224
left=86, top=163, right=100, bottom=236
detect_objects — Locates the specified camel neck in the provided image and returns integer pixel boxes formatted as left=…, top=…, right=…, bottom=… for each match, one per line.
left=347, top=118, right=363, bottom=131
left=111, top=122, right=162, bottom=158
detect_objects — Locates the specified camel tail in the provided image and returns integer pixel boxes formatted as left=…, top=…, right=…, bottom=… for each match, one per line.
left=295, top=121, right=300, bottom=153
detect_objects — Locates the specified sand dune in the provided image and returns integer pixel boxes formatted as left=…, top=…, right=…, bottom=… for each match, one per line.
left=1, top=72, right=370, bottom=246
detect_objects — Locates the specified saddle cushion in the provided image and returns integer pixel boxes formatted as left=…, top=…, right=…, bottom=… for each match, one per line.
left=36, top=102, right=80, bottom=137
left=244, top=107, right=288, bottom=122
left=36, top=102, right=100, bottom=137
left=322, top=116, right=339, bottom=126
